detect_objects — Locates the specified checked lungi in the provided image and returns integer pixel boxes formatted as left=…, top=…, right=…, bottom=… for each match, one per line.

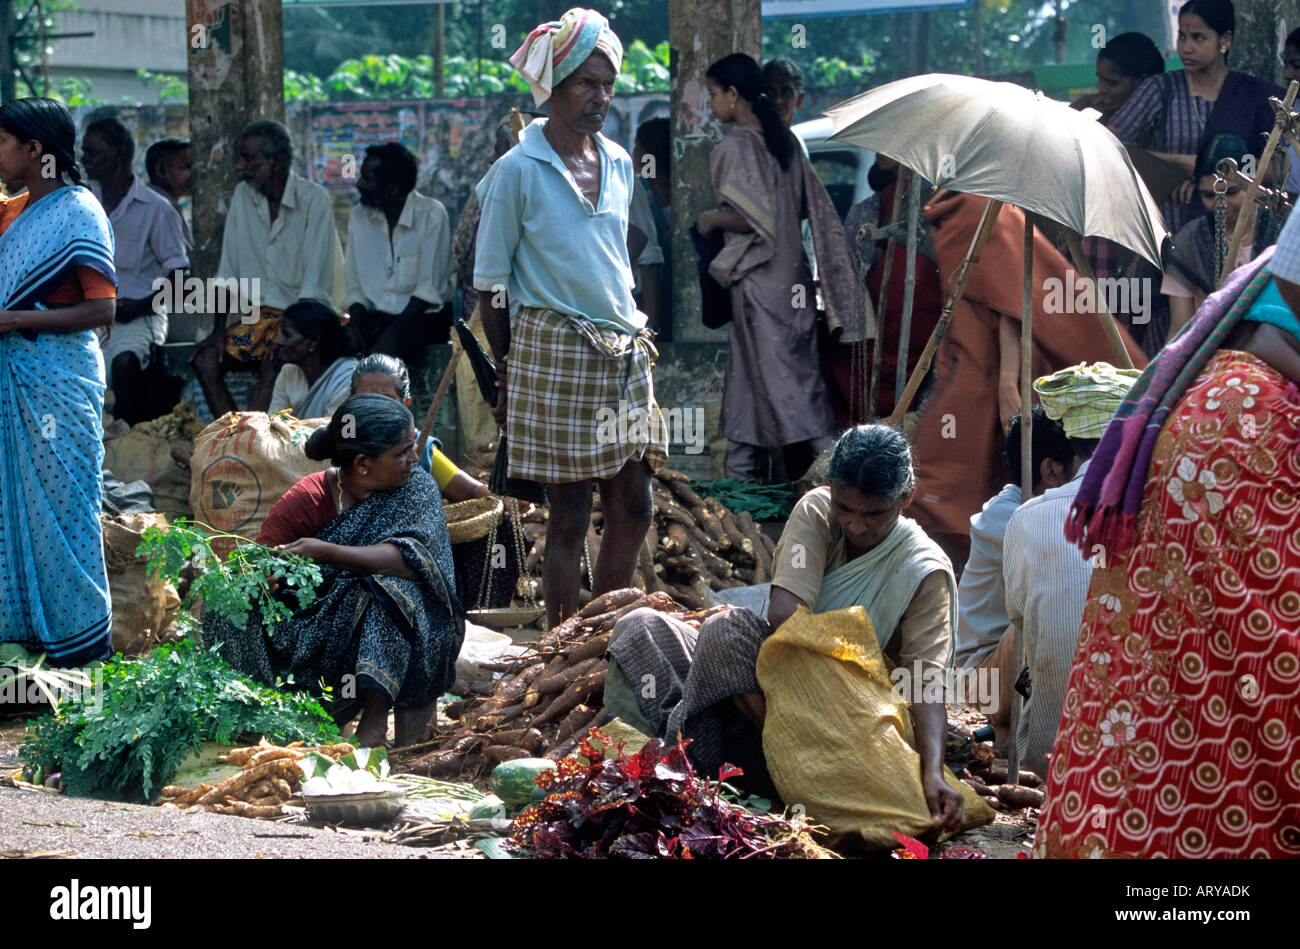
left=507, top=306, right=667, bottom=483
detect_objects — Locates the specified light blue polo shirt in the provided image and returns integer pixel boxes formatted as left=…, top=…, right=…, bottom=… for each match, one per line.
left=472, top=119, right=645, bottom=335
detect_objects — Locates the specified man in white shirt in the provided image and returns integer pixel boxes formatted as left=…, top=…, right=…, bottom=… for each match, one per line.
left=81, top=116, right=189, bottom=425
left=1002, top=362, right=1140, bottom=779
left=955, top=406, right=1076, bottom=753
left=191, top=119, right=344, bottom=418
left=144, top=137, right=192, bottom=252
left=344, top=142, right=453, bottom=361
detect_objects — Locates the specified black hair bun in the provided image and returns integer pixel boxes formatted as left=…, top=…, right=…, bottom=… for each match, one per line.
left=303, top=424, right=334, bottom=462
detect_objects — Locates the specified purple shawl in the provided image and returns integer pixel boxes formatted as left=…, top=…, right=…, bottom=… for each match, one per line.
left=1065, top=246, right=1276, bottom=556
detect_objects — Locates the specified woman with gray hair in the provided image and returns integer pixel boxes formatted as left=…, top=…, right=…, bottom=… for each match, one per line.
left=606, top=425, right=962, bottom=830
left=203, top=394, right=463, bottom=748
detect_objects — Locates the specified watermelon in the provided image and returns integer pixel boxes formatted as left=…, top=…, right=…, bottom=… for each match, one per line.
left=491, top=757, right=556, bottom=806
left=469, top=795, right=508, bottom=820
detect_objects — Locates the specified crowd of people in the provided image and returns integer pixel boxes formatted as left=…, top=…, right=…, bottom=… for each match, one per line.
left=1, top=0, right=1297, bottom=857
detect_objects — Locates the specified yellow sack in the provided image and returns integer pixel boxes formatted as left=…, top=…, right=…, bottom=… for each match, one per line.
left=756, top=605, right=994, bottom=853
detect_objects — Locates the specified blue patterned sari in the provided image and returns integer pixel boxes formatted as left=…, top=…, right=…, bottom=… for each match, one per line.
left=0, top=186, right=117, bottom=666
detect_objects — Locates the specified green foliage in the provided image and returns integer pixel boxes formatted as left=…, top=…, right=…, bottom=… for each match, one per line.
left=314, top=44, right=669, bottom=102
left=18, top=639, right=341, bottom=803
left=136, top=518, right=322, bottom=636
left=52, top=76, right=104, bottom=107
left=284, top=69, right=327, bottom=103
left=136, top=69, right=188, bottom=103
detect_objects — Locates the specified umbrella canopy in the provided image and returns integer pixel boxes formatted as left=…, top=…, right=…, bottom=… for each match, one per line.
left=824, top=73, right=1167, bottom=267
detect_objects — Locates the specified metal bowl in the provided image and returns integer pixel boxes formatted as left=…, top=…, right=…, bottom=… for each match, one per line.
left=304, top=788, right=407, bottom=827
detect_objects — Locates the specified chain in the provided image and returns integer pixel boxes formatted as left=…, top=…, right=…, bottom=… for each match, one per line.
left=1213, top=174, right=1229, bottom=280
left=505, top=497, right=536, bottom=606
left=477, top=520, right=496, bottom=610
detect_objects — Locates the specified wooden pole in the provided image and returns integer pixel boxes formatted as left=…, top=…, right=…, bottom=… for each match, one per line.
left=1007, top=211, right=1035, bottom=790
left=1062, top=231, right=1135, bottom=369
left=887, top=198, right=1004, bottom=428
left=434, top=2, right=445, bottom=98
left=868, top=168, right=909, bottom=418
left=1218, top=81, right=1299, bottom=287
left=895, top=176, right=920, bottom=402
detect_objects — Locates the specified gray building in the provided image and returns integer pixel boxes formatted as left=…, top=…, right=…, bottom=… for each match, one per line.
left=45, top=0, right=186, bottom=104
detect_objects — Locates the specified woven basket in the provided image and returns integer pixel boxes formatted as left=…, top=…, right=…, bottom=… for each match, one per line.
left=445, top=495, right=504, bottom=545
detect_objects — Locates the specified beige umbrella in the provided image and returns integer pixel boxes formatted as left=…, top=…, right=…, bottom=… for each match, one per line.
left=825, top=74, right=1167, bottom=443
left=825, top=74, right=1165, bottom=784
left=825, top=73, right=1166, bottom=266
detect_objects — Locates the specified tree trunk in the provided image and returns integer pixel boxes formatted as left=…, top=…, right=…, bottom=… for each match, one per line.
left=1229, top=0, right=1300, bottom=86
left=668, top=0, right=762, bottom=342
left=185, top=0, right=284, bottom=337
left=0, top=0, right=16, bottom=106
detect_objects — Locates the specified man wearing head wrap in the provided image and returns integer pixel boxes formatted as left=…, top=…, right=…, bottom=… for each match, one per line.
left=474, top=8, right=665, bottom=628
left=1000, top=362, right=1139, bottom=779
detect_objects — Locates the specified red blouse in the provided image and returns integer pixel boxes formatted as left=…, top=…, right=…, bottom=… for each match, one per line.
left=257, top=471, right=337, bottom=547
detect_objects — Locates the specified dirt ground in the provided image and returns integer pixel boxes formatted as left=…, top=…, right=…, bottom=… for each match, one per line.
left=2, top=699, right=1036, bottom=860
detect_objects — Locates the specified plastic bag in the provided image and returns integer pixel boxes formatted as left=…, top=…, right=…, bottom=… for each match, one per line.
left=757, top=605, right=994, bottom=853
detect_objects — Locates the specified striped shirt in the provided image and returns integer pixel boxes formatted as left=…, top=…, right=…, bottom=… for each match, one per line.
left=954, top=483, right=1021, bottom=670
left=1269, top=201, right=1300, bottom=284
left=1002, top=461, right=1092, bottom=778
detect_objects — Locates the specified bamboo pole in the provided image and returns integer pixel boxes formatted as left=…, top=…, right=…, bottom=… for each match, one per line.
left=1218, top=81, right=1298, bottom=287
left=887, top=198, right=1005, bottom=428
left=1006, top=211, right=1035, bottom=790
left=1062, top=231, right=1135, bottom=369
left=868, top=168, right=910, bottom=418
left=418, top=306, right=479, bottom=455
left=895, top=175, right=921, bottom=402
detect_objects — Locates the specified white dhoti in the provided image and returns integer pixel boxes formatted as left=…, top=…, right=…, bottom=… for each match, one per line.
left=97, top=313, right=167, bottom=384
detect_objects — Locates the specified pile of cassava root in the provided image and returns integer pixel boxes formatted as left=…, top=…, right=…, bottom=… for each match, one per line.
left=508, top=467, right=776, bottom=614
left=394, top=588, right=725, bottom=779
left=158, top=740, right=355, bottom=818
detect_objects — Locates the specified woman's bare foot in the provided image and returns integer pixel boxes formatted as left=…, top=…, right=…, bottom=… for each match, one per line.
left=355, top=690, right=391, bottom=748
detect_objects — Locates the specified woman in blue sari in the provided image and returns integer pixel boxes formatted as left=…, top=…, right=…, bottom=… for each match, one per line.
left=0, top=98, right=117, bottom=667
left=204, top=394, right=464, bottom=748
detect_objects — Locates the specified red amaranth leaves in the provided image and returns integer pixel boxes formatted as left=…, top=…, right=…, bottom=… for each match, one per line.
left=510, top=730, right=808, bottom=859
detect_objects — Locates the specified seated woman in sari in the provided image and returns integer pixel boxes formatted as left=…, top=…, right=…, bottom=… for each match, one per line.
left=0, top=98, right=118, bottom=667
left=1037, top=226, right=1300, bottom=858
left=245, top=299, right=359, bottom=419
left=203, top=394, right=464, bottom=748
left=606, top=425, right=963, bottom=831
left=348, top=352, right=490, bottom=501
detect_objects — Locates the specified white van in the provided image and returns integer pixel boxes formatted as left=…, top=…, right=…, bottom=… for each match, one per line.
left=792, top=116, right=876, bottom=222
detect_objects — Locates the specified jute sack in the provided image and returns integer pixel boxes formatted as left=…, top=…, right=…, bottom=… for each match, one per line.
left=102, top=402, right=205, bottom=521
left=189, top=411, right=329, bottom=557
left=101, top=512, right=182, bottom=656
left=756, top=606, right=994, bottom=853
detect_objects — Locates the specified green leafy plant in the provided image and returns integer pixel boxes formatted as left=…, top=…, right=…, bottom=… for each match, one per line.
left=19, top=639, right=342, bottom=802
left=136, top=518, right=323, bottom=635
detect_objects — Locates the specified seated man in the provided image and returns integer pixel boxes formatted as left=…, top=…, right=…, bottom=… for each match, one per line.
left=955, top=405, right=1076, bottom=752
left=606, top=425, right=963, bottom=832
left=1003, top=362, right=1138, bottom=780
left=81, top=116, right=189, bottom=425
left=345, top=143, right=454, bottom=360
left=144, top=136, right=192, bottom=252
left=191, top=119, right=344, bottom=418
